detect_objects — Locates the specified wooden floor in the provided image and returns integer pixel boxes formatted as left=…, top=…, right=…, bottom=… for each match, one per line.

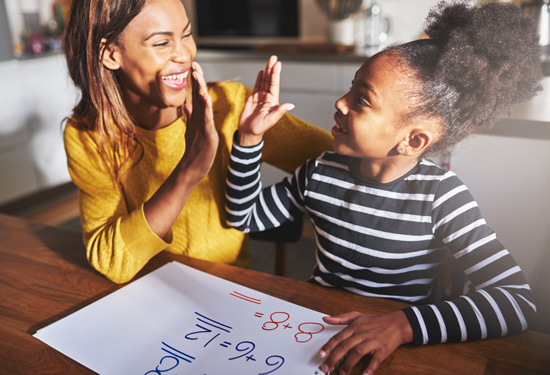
left=0, top=183, right=317, bottom=281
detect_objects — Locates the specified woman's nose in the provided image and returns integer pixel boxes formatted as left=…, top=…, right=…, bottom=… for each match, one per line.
left=172, top=41, right=191, bottom=63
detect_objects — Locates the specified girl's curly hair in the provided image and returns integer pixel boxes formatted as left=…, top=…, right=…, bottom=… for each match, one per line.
left=387, top=0, right=543, bottom=156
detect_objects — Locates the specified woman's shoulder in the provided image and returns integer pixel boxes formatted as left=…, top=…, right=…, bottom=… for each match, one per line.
left=63, top=117, right=99, bottom=152
left=208, top=80, right=251, bottom=105
left=209, top=80, right=250, bottom=95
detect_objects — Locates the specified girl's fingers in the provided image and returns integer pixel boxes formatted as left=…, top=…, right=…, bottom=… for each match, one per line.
left=253, top=70, right=264, bottom=94
left=265, top=103, right=295, bottom=125
left=323, top=312, right=363, bottom=326
left=269, top=61, right=282, bottom=99
left=262, top=55, right=277, bottom=92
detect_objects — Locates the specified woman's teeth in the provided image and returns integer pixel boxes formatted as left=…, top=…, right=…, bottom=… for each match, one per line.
left=162, top=71, right=189, bottom=83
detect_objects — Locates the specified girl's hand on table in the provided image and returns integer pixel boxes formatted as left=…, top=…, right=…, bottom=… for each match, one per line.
left=182, top=61, right=219, bottom=183
left=319, top=311, right=413, bottom=375
left=238, top=55, right=295, bottom=146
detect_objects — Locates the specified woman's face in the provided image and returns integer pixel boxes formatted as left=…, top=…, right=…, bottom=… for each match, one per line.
left=331, top=53, right=419, bottom=160
left=111, top=0, right=196, bottom=111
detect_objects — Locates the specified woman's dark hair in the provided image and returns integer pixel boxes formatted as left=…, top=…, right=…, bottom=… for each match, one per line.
left=63, top=0, right=149, bottom=181
left=387, top=0, right=543, bottom=156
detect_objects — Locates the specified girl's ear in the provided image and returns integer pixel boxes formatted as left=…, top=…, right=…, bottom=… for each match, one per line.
left=397, top=128, right=434, bottom=156
left=100, top=38, right=121, bottom=70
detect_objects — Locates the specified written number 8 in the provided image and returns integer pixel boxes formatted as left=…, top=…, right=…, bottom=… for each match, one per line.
left=295, top=322, right=324, bottom=343
left=262, top=312, right=290, bottom=331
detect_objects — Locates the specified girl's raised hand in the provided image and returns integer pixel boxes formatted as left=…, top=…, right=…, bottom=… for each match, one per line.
left=237, top=55, right=295, bottom=146
left=181, top=61, right=219, bottom=183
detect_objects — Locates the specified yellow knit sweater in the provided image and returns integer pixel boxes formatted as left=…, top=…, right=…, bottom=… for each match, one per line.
left=63, top=81, right=333, bottom=283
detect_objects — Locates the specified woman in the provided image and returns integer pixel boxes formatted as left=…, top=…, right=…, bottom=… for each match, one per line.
left=62, top=0, right=332, bottom=283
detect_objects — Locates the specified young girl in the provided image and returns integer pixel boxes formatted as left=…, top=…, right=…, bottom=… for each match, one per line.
left=62, top=0, right=332, bottom=284
left=225, top=1, right=543, bottom=374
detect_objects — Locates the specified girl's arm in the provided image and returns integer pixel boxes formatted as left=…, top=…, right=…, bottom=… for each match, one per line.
left=402, top=173, right=536, bottom=345
left=225, top=136, right=314, bottom=233
left=318, top=173, right=536, bottom=375
left=226, top=55, right=310, bottom=233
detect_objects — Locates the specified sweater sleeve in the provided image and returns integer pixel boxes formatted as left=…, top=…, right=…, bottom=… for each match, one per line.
left=225, top=132, right=312, bottom=233
left=63, top=124, right=169, bottom=284
left=402, top=171, right=537, bottom=345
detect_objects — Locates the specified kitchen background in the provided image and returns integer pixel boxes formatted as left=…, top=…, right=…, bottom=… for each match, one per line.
left=0, top=0, right=548, bottom=333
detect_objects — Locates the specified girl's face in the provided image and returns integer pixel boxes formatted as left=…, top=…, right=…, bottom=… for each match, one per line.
left=332, top=53, right=419, bottom=160
left=111, top=0, right=196, bottom=111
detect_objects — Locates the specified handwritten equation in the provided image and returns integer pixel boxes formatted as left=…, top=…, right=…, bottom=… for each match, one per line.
left=145, top=290, right=329, bottom=375
left=34, top=262, right=339, bottom=375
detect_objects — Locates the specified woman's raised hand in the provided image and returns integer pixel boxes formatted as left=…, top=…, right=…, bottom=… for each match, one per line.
left=237, top=55, right=295, bottom=146
left=182, top=61, right=219, bottom=183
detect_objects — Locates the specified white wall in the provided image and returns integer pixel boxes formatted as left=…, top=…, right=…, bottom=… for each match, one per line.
left=0, top=54, right=75, bottom=204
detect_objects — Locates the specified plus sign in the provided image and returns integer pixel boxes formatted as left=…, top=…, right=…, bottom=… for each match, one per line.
left=283, top=323, right=293, bottom=329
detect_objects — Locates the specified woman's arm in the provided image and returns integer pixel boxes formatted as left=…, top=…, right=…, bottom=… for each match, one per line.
left=143, top=62, right=218, bottom=240
left=64, top=62, right=218, bottom=284
left=64, top=125, right=167, bottom=284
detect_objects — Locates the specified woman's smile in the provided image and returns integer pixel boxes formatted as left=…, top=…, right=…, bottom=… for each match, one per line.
left=161, top=68, right=190, bottom=90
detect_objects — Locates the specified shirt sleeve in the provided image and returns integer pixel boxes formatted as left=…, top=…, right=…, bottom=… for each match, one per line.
left=402, top=172, right=537, bottom=345
left=225, top=131, right=313, bottom=233
left=63, top=124, right=170, bottom=284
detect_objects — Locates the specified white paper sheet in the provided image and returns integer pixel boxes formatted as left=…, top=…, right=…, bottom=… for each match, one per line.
left=34, top=261, right=342, bottom=375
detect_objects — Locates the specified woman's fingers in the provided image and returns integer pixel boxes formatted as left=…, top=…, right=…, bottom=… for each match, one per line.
left=190, top=62, right=214, bottom=127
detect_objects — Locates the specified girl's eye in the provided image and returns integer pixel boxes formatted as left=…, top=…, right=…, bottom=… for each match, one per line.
left=183, top=31, right=193, bottom=40
left=358, top=95, right=370, bottom=107
left=153, top=41, right=170, bottom=47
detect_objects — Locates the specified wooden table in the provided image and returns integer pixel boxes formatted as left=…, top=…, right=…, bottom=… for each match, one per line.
left=0, top=213, right=549, bottom=374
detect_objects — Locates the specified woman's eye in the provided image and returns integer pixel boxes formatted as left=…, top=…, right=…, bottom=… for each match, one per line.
left=183, top=32, right=193, bottom=40
left=153, top=41, right=169, bottom=47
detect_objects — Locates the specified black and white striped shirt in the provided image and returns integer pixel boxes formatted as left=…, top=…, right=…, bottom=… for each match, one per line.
left=225, top=136, right=536, bottom=345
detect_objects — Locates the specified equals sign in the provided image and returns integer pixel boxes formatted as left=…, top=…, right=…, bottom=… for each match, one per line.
left=220, top=341, right=232, bottom=348
left=161, top=342, right=195, bottom=364
left=254, top=312, right=264, bottom=318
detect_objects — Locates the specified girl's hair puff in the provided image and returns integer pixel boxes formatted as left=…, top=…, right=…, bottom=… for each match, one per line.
left=387, top=0, right=543, bottom=156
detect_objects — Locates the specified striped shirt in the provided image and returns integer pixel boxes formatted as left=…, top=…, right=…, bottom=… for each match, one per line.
left=225, top=136, right=536, bottom=345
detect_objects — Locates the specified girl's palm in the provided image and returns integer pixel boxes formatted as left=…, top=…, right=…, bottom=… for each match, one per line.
left=238, top=56, right=294, bottom=143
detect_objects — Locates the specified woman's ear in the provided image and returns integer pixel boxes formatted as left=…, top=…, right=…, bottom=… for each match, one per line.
left=100, top=38, right=121, bottom=71
left=397, top=128, right=434, bottom=156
